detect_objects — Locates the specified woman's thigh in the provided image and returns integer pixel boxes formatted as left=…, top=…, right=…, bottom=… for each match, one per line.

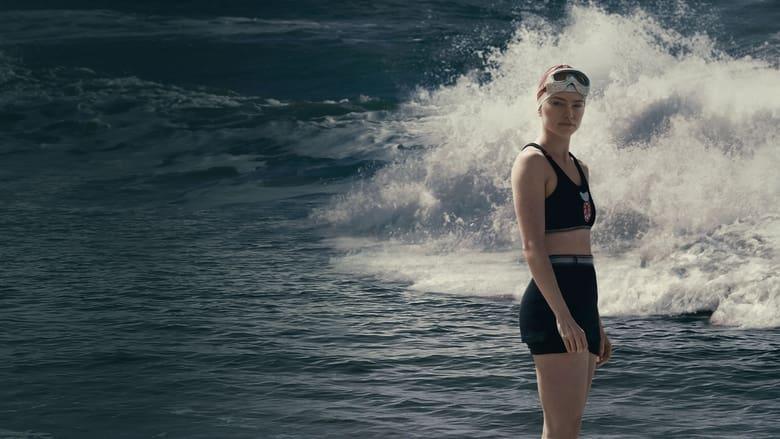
left=532, top=352, right=596, bottom=423
left=585, top=352, right=597, bottom=396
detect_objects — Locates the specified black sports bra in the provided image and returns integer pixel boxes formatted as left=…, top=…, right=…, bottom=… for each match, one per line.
left=522, top=143, right=596, bottom=233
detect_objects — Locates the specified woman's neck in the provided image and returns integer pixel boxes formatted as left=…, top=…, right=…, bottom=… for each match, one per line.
left=535, top=131, right=572, bottom=162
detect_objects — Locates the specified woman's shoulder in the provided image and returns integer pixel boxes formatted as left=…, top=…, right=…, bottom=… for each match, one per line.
left=512, top=144, right=549, bottom=180
left=514, top=144, right=546, bottom=163
left=520, top=142, right=544, bottom=153
left=517, top=142, right=547, bottom=158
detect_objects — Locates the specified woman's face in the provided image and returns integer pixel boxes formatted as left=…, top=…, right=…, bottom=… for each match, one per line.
left=538, top=91, right=586, bottom=137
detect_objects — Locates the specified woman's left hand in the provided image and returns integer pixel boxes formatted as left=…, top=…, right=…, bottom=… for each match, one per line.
left=596, top=326, right=612, bottom=367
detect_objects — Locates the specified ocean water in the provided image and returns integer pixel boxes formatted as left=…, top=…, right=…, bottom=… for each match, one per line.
left=1, top=1, right=779, bottom=438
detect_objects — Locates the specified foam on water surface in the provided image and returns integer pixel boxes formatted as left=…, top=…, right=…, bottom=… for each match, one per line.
left=317, top=4, right=780, bottom=328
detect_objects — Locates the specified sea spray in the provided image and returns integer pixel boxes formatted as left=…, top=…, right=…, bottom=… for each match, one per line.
left=315, top=5, right=780, bottom=328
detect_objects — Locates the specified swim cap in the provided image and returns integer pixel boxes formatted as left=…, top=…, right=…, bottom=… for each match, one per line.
left=536, top=64, right=590, bottom=108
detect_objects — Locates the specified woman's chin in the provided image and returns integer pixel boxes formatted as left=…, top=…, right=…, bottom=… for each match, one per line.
left=549, top=125, right=578, bottom=136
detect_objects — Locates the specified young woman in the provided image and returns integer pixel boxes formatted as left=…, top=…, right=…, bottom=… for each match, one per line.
left=511, top=65, right=613, bottom=439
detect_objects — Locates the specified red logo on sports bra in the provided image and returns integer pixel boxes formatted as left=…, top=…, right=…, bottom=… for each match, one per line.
left=580, top=191, right=591, bottom=222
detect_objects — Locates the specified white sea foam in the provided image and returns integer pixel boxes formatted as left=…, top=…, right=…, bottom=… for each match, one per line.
left=316, top=5, right=780, bottom=328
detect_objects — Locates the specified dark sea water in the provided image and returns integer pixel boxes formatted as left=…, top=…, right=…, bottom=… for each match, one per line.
left=1, top=1, right=779, bottom=438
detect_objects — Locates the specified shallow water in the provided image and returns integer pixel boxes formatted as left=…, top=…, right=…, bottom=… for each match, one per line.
left=1, top=1, right=778, bottom=437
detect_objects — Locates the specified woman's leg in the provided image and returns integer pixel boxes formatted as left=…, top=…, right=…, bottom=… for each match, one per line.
left=532, top=352, right=597, bottom=439
left=585, top=352, right=597, bottom=399
left=576, top=353, right=598, bottom=437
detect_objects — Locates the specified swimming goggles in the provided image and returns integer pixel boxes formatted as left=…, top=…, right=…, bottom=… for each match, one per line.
left=539, top=68, right=590, bottom=102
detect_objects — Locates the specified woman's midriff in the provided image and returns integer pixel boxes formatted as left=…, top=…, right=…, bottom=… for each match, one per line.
left=544, top=228, right=591, bottom=255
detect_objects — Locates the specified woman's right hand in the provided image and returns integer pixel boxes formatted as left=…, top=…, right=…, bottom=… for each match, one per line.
left=556, top=314, right=588, bottom=353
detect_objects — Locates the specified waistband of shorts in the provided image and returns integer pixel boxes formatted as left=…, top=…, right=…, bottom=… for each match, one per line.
left=549, top=254, right=593, bottom=265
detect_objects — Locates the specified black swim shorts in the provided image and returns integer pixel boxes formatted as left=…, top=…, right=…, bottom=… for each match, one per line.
left=518, top=254, right=601, bottom=356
